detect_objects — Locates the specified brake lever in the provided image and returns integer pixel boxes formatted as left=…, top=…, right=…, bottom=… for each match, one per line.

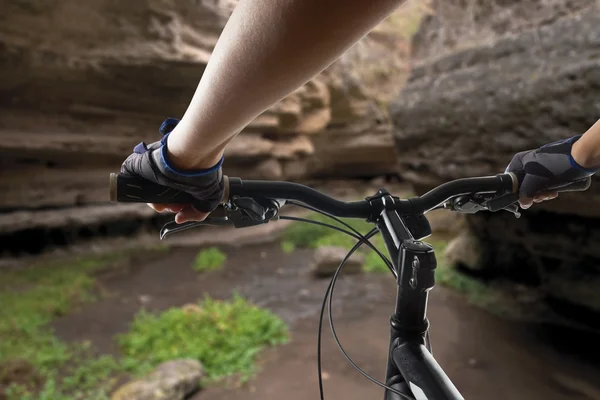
left=160, top=217, right=231, bottom=240
left=158, top=197, right=281, bottom=240
left=503, top=203, right=521, bottom=218
left=446, top=194, right=521, bottom=218
left=486, top=192, right=518, bottom=212
left=447, top=196, right=486, bottom=214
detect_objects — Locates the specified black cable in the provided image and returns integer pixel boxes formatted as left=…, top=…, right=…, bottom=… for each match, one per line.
left=280, top=211, right=415, bottom=400
left=280, top=216, right=363, bottom=241
left=278, top=215, right=380, bottom=399
left=318, top=271, right=335, bottom=399
left=280, top=214, right=393, bottom=276
left=280, top=207, right=413, bottom=399
left=284, top=200, right=395, bottom=277
left=326, top=229, right=416, bottom=400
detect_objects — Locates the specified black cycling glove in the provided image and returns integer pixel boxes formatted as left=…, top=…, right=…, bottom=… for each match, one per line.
left=506, top=134, right=598, bottom=199
left=120, top=118, right=225, bottom=213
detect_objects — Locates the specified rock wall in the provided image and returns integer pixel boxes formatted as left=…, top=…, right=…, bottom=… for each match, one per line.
left=390, top=0, right=600, bottom=314
left=1, top=0, right=428, bottom=242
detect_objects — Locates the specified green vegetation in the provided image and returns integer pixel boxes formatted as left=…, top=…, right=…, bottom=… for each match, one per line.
left=1, top=245, right=288, bottom=399
left=0, top=248, right=170, bottom=399
left=281, top=213, right=372, bottom=249
left=281, top=241, right=296, bottom=254
left=363, top=247, right=391, bottom=273
left=117, top=294, right=289, bottom=383
left=193, top=247, right=227, bottom=272
left=434, top=241, right=482, bottom=294
left=280, top=212, right=389, bottom=273
left=434, top=244, right=509, bottom=314
left=281, top=213, right=505, bottom=310
left=5, top=351, right=119, bottom=400
left=0, top=249, right=163, bottom=365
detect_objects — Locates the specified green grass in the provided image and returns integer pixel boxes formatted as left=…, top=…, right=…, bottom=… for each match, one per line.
left=280, top=212, right=390, bottom=273
left=1, top=244, right=289, bottom=398
left=434, top=241, right=485, bottom=295
left=0, top=251, right=136, bottom=368
left=193, top=247, right=227, bottom=272
left=5, top=351, right=121, bottom=400
left=0, top=246, right=169, bottom=400
left=281, top=241, right=296, bottom=254
left=281, top=213, right=506, bottom=310
left=363, top=243, right=391, bottom=273
left=117, top=294, right=289, bottom=384
left=282, top=213, right=372, bottom=249
left=432, top=241, right=510, bottom=314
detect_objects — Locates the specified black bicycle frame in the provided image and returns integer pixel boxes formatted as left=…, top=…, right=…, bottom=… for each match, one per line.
left=373, top=191, right=464, bottom=400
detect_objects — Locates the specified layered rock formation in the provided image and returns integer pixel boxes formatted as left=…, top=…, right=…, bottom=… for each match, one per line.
left=390, top=0, right=600, bottom=314
left=1, top=0, right=427, bottom=246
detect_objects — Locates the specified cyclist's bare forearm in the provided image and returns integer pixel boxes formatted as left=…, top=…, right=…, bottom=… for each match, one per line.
left=166, top=0, right=405, bottom=170
left=572, top=118, right=600, bottom=169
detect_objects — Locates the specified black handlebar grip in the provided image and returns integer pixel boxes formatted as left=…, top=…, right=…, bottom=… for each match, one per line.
left=487, top=177, right=592, bottom=212
left=109, top=173, right=203, bottom=207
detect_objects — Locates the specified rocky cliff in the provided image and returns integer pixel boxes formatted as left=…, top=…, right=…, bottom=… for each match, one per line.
left=390, top=0, right=600, bottom=315
left=1, top=0, right=427, bottom=251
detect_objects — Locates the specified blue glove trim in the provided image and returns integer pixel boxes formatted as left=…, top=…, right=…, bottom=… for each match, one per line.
left=567, top=134, right=600, bottom=173
left=155, top=117, right=224, bottom=177
left=160, top=132, right=224, bottom=177
left=159, top=118, right=180, bottom=136
left=568, top=153, right=600, bottom=173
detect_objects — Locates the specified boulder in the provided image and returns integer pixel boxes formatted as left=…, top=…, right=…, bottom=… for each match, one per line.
left=444, top=230, right=483, bottom=272
left=466, top=210, right=600, bottom=312
left=295, top=108, right=332, bottom=135
left=425, top=209, right=464, bottom=235
left=224, top=133, right=275, bottom=163
left=392, top=9, right=600, bottom=198
left=252, top=159, right=284, bottom=181
left=111, top=359, right=204, bottom=400
left=310, top=124, right=400, bottom=178
left=0, top=203, right=167, bottom=256
left=390, top=0, right=600, bottom=316
left=410, top=0, right=594, bottom=63
left=272, top=136, right=314, bottom=160
left=0, top=203, right=156, bottom=235
left=300, top=78, right=331, bottom=110
left=312, top=246, right=364, bottom=278
left=282, top=160, right=311, bottom=181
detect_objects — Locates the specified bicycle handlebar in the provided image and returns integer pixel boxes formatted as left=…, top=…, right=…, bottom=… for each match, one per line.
left=109, top=172, right=520, bottom=218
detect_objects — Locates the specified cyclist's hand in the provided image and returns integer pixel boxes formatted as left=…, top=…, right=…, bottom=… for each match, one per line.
left=120, top=118, right=225, bottom=223
left=506, top=135, right=597, bottom=209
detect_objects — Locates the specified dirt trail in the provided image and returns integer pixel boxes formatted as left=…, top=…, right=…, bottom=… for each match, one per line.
left=52, top=241, right=600, bottom=400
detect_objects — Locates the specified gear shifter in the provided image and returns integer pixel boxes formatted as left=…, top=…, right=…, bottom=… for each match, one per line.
left=231, top=197, right=267, bottom=221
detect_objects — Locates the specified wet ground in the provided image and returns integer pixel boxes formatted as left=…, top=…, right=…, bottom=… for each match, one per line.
left=52, top=241, right=600, bottom=400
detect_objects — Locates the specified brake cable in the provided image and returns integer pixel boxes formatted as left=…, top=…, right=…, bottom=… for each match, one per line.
left=284, top=200, right=394, bottom=277
left=280, top=204, right=415, bottom=400
left=326, top=228, right=415, bottom=400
